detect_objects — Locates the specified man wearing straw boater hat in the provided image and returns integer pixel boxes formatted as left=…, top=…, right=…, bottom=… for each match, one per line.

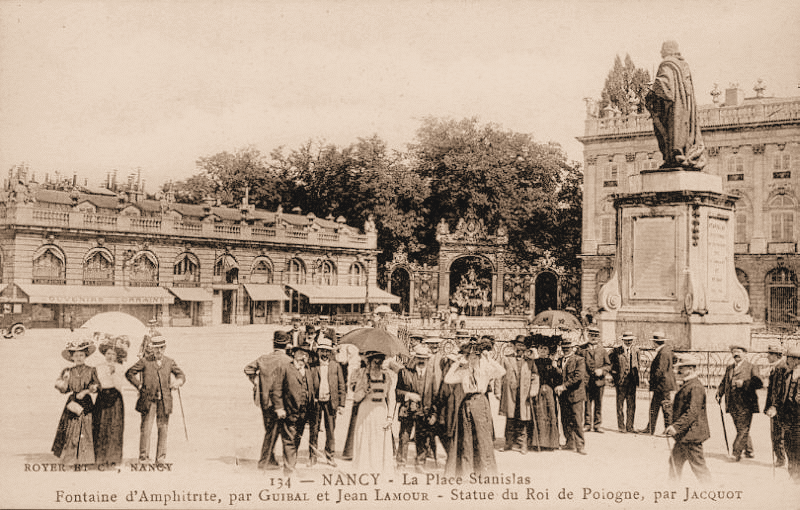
left=244, top=330, right=292, bottom=470
left=716, top=344, right=762, bottom=462
left=764, top=344, right=788, bottom=467
left=582, top=326, right=610, bottom=433
left=610, top=331, right=641, bottom=433
left=308, top=335, right=345, bottom=467
left=555, top=337, right=588, bottom=455
left=126, top=331, right=186, bottom=464
left=639, top=331, right=676, bottom=435
left=396, top=343, right=439, bottom=471
left=271, top=341, right=317, bottom=476
left=665, top=354, right=711, bottom=483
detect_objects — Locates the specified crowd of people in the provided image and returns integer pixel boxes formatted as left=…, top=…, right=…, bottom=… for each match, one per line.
left=49, top=318, right=800, bottom=486
left=242, top=321, right=800, bottom=484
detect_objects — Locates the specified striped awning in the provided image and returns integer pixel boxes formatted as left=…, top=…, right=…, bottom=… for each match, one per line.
left=168, top=287, right=213, bottom=302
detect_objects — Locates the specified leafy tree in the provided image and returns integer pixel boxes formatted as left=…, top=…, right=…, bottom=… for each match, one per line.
left=408, top=117, right=578, bottom=265
left=599, top=54, right=651, bottom=115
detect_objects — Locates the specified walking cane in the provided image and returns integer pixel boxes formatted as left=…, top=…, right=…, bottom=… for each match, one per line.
left=718, top=402, right=729, bottom=456
left=176, top=387, right=189, bottom=441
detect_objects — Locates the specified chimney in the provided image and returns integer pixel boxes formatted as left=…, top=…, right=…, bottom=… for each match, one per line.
left=725, top=84, right=744, bottom=107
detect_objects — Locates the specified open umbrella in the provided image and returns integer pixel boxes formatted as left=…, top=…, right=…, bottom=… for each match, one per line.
left=373, top=305, right=393, bottom=314
left=80, top=312, right=148, bottom=353
left=530, top=310, right=582, bottom=330
left=338, top=327, right=409, bottom=357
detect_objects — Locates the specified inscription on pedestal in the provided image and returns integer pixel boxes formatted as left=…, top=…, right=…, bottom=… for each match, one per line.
left=708, top=216, right=728, bottom=300
left=631, top=216, right=676, bottom=299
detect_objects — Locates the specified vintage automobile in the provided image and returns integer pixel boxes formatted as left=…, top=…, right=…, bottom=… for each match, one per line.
left=1, top=303, right=32, bottom=338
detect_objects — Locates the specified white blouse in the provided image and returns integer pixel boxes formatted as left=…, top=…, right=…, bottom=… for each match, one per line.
left=444, top=356, right=506, bottom=394
left=95, top=362, right=125, bottom=390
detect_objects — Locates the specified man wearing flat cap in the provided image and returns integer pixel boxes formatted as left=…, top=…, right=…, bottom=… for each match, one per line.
left=764, top=345, right=788, bottom=467
left=665, top=355, right=711, bottom=483
left=244, top=330, right=292, bottom=470
left=610, top=332, right=641, bottom=433
left=770, top=346, right=800, bottom=482
left=716, top=345, right=762, bottom=461
left=640, top=331, right=676, bottom=435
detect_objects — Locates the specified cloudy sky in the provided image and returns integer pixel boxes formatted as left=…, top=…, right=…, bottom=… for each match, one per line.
left=1, top=0, right=798, bottom=190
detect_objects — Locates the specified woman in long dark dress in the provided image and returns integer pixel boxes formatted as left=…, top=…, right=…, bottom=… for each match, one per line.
left=529, top=337, right=562, bottom=451
left=52, top=339, right=100, bottom=466
left=443, top=338, right=505, bottom=477
left=93, top=336, right=128, bottom=466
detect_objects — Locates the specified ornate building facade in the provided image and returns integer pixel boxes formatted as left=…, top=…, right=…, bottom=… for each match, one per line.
left=579, top=85, right=800, bottom=329
left=385, top=210, right=576, bottom=319
left=0, top=178, right=395, bottom=328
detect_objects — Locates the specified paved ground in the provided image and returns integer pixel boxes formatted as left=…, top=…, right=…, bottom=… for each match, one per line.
left=1, top=325, right=797, bottom=509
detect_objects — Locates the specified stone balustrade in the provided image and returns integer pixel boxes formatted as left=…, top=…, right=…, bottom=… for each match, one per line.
left=1, top=203, right=376, bottom=249
left=583, top=98, right=800, bottom=138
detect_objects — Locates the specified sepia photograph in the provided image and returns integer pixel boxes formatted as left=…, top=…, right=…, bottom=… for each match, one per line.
left=1, top=1, right=799, bottom=508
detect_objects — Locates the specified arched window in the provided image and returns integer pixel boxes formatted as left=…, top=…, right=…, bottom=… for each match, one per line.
left=770, top=195, right=795, bottom=242
left=315, top=260, right=336, bottom=286
left=84, top=249, right=114, bottom=286
left=348, top=262, right=365, bottom=286
left=129, top=252, right=158, bottom=287
left=251, top=258, right=273, bottom=284
left=214, top=254, right=239, bottom=284
left=286, top=258, right=306, bottom=285
left=767, top=267, right=797, bottom=326
left=174, top=253, right=200, bottom=286
left=33, top=246, right=66, bottom=284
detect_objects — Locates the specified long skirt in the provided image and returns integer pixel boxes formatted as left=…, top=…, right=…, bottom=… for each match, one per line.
left=446, top=393, right=497, bottom=477
left=528, top=385, right=560, bottom=450
left=93, top=388, right=124, bottom=465
left=352, top=399, right=395, bottom=474
left=52, top=395, right=95, bottom=466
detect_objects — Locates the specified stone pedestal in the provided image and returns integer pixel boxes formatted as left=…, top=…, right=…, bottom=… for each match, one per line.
left=597, top=170, right=752, bottom=350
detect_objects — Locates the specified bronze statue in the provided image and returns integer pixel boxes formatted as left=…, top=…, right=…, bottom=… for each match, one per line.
left=645, top=41, right=706, bottom=171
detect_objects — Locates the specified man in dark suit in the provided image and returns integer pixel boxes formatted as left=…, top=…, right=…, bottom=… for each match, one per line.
left=640, top=331, right=676, bottom=435
left=244, top=330, right=292, bottom=470
left=716, top=344, right=762, bottom=461
left=286, top=318, right=307, bottom=348
left=396, top=344, right=440, bottom=471
left=610, top=331, right=641, bottom=433
left=764, top=345, right=788, bottom=467
left=666, top=354, right=711, bottom=483
left=770, top=346, right=800, bottom=482
left=308, top=336, right=346, bottom=467
left=272, top=343, right=317, bottom=476
left=555, top=339, right=588, bottom=455
left=125, top=333, right=186, bottom=463
left=582, top=327, right=611, bottom=432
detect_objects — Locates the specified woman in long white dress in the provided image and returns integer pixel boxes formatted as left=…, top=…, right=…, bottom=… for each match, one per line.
left=351, top=351, right=396, bottom=474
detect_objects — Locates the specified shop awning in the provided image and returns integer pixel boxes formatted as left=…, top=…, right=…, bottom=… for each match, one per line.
left=17, top=284, right=174, bottom=305
left=168, top=287, right=213, bottom=302
left=286, top=284, right=400, bottom=305
left=244, top=284, right=288, bottom=301
left=0, top=284, right=7, bottom=294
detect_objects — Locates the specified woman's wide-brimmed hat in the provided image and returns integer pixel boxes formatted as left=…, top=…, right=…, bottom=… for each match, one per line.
left=363, top=350, right=387, bottom=360
left=61, top=338, right=96, bottom=361
left=459, top=338, right=493, bottom=355
left=98, top=335, right=131, bottom=360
